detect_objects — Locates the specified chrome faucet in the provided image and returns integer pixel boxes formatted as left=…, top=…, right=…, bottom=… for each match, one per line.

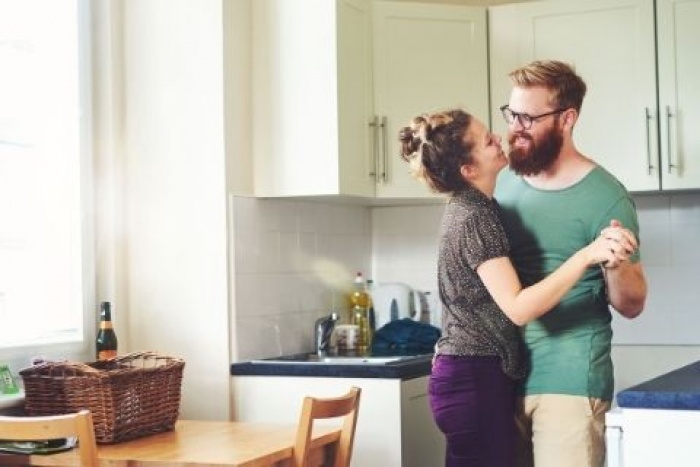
left=315, top=312, right=339, bottom=354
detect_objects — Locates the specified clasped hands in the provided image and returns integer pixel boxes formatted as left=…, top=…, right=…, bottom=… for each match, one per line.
left=591, top=219, right=638, bottom=269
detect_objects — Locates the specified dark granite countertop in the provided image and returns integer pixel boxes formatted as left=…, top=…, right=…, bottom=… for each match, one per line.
left=617, top=360, right=700, bottom=410
left=230, top=352, right=433, bottom=380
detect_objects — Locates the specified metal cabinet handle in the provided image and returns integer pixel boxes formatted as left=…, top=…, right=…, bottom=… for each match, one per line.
left=645, top=107, right=654, bottom=175
left=380, top=116, right=388, bottom=183
left=369, top=116, right=379, bottom=179
left=666, top=105, right=676, bottom=174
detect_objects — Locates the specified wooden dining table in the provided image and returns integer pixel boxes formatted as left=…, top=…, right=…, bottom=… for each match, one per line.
left=0, top=420, right=340, bottom=466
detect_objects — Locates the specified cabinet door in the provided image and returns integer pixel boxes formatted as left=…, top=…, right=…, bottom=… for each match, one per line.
left=657, top=0, right=700, bottom=190
left=338, top=0, right=376, bottom=197
left=489, top=0, right=659, bottom=192
left=252, top=0, right=374, bottom=197
left=400, top=376, right=445, bottom=467
left=373, top=2, right=488, bottom=199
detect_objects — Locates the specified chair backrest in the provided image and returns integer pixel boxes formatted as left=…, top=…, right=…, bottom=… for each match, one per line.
left=0, top=409, right=98, bottom=466
left=293, top=386, right=361, bottom=467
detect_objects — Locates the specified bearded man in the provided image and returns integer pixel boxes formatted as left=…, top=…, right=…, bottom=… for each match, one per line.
left=495, top=60, right=648, bottom=467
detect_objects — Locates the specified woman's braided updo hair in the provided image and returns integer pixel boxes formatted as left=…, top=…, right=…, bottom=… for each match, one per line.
left=398, top=109, right=474, bottom=194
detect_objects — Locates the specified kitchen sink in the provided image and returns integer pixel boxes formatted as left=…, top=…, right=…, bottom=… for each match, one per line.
left=250, top=353, right=430, bottom=366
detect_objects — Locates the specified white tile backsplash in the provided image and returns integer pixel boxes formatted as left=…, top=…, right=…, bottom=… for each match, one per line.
left=371, top=205, right=443, bottom=290
left=232, top=197, right=370, bottom=360
left=234, top=229, right=280, bottom=274
left=232, top=192, right=700, bottom=361
left=671, top=193, right=700, bottom=225
left=636, top=196, right=673, bottom=267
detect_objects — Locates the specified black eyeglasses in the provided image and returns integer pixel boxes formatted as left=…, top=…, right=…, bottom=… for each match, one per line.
left=500, top=105, right=566, bottom=129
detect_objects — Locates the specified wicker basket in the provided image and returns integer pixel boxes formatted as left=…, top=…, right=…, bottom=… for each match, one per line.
left=19, top=351, right=185, bottom=444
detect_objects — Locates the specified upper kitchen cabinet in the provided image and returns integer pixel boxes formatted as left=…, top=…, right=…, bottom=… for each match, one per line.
left=251, top=0, right=488, bottom=199
left=252, top=0, right=375, bottom=197
left=490, top=0, right=658, bottom=192
left=657, top=0, right=700, bottom=190
left=373, top=2, right=489, bottom=198
left=489, top=0, right=700, bottom=192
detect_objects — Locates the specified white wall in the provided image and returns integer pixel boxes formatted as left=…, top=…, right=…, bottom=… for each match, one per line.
left=116, top=0, right=231, bottom=420
left=612, top=194, right=700, bottom=346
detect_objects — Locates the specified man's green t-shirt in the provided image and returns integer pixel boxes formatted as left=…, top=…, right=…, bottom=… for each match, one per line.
left=496, top=166, right=640, bottom=401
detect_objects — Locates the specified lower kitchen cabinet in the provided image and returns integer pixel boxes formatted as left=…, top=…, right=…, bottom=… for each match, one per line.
left=606, top=408, right=700, bottom=467
left=605, top=360, right=700, bottom=467
left=231, top=375, right=444, bottom=466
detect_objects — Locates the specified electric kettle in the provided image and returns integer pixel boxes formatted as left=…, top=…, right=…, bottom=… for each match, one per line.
left=371, top=282, right=424, bottom=331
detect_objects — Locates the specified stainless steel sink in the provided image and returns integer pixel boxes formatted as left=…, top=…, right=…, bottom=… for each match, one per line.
left=250, top=353, right=430, bottom=366
left=318, top=356, right=404, bottom=364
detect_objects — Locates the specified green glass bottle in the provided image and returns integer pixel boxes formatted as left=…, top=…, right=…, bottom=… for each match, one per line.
left=96, top=301, right=118, bottom=361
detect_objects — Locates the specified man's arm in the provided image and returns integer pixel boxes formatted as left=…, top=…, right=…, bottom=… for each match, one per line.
left=604, top=260, right=647, bottom=318
left=601, top=218, right=647, bottom=318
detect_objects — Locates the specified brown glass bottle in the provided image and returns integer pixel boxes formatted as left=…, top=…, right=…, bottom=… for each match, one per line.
left=96, top=301, right=118, bottom=360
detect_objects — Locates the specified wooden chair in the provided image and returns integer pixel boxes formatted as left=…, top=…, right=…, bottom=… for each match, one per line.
left=0, top=409, right=98, bottom=466
left=293, top=386, right=361, bottom=467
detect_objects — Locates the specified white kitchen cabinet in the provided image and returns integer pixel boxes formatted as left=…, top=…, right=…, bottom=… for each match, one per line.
left=656, top=0, right=700, bottom=190
left=231, top=375, right=444, bottom=466
left=252, top=0, right=375, bottom=197
left=489, top=0, right=700, bottom=192
left=605, top=359, right=700, bottom=467
left=489, top=0, right=658, bottom=192
left=251, top=1, right=489, bottom=200
left=372, top=2, right=489, bottom=198
left=606, top=408, right=700, bottom=467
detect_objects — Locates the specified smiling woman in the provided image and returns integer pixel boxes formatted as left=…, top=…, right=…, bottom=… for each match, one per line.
left=0, top=1, right=92, bottom=353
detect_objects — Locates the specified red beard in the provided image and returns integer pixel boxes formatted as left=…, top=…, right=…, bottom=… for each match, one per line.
left=508, top=127, right=563, bottom=176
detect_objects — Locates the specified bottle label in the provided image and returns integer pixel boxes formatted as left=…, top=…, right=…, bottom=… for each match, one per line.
left=97, top=350, right=117, bottom=360
left=0, top=364, right=20, bottom=395
left=336, top=324, right=359, bottom=350
left=100, top=321, right=114, bottom=330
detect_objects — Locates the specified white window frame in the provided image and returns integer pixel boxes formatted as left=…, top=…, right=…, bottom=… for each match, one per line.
left=0, top=0, right=95, bottom=369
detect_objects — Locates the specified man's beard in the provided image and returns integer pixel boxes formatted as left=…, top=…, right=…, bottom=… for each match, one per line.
left=507, top=126, right=563, bottom=176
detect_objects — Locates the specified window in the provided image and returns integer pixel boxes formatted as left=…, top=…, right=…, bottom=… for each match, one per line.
left=0, top=0, right=92, bottom=351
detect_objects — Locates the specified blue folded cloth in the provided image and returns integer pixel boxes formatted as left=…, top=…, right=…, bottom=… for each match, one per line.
left=371, top=318, right=440, bottom=355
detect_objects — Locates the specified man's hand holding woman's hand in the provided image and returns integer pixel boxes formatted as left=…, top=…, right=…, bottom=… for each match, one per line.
left=585, top=219, right=638, bottom=268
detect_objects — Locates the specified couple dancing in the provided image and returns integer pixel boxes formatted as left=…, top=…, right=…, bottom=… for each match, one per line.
left=400, top=60, right=647, bottom=467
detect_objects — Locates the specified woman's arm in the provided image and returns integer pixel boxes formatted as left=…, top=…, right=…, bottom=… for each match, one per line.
left=477, top=227, right=636, bottom=326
